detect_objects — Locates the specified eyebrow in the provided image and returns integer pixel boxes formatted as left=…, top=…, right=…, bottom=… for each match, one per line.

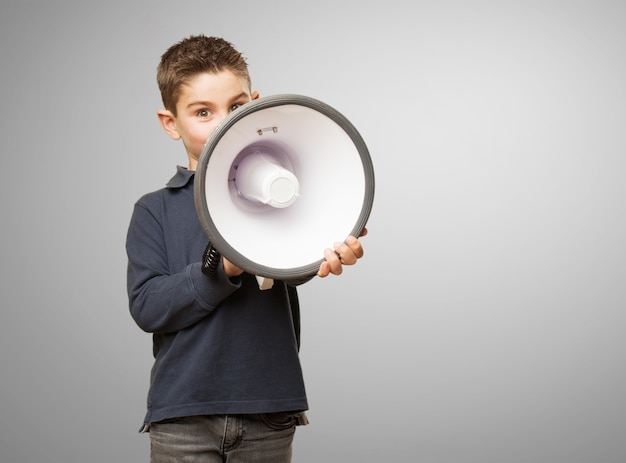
left=185, top=92, right=250, bottom=110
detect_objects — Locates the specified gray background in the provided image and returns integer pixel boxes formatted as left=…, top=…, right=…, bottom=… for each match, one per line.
left=1, top=1, right=625, bottom=462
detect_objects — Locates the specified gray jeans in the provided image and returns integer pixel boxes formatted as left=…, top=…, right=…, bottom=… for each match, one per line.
left=149, top=413, right=307, bottom=463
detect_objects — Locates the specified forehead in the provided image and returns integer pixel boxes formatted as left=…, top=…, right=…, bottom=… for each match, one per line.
left=178, top=70, right=251, bottom=105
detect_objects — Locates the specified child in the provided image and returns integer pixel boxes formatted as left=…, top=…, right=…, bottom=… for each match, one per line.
left=126, top=35, right=366, bottom=463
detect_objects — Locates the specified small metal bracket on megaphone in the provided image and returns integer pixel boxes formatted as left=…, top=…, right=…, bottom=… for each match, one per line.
left=257, top=126, right=278, bottom=135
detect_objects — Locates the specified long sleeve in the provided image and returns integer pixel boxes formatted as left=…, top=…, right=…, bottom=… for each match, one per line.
left=126, top=199, right=240, bottom=333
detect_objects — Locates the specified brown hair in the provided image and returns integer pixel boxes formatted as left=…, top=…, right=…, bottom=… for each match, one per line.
left=157, top=35, right=251, bottom=115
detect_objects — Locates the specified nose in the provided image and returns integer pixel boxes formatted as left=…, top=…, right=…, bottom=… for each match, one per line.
left=214, top=110, right=231, bottom=125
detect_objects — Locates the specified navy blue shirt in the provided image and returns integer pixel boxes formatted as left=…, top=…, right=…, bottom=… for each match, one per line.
left=126, top=166, right=308, bottom=426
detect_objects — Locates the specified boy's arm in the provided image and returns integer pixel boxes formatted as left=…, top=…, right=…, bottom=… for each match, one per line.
left=126, top=203, right=240, bottom=334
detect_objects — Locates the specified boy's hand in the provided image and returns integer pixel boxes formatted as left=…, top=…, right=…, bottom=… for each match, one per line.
left=317, top=228, right=367, bottom=278
left=201, top=244, right=243, bottom=278
left=223, top=258, right=244, bottom=278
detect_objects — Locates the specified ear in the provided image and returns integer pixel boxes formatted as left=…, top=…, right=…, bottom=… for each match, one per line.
left=251, top=90, right=260, bottom=100
left=157, top=109, right=181, bottom=140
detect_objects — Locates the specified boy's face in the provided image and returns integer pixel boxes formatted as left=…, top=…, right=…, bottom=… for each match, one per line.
left=158, top=70, right=259, bottom=171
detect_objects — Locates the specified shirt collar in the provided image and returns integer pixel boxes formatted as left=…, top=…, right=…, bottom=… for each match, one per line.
left=166, top=165, right=195, bottom=189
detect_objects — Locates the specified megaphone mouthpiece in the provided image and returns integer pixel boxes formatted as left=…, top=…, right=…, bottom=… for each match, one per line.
left=235, top=152, right=300, bottom=208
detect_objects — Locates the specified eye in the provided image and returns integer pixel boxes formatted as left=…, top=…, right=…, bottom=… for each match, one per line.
left=196, top=109, right=211, bottom=119
left=229, top=102, right=246, bottom=112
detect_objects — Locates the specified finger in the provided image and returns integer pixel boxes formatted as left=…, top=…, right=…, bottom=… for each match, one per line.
left=333, top=242, right=357, bottom=265
left=317, top=261, right=330, bottom=278
left=345, top=236, right=364, bottom=259
left=324, top=247, right=343, bottom=275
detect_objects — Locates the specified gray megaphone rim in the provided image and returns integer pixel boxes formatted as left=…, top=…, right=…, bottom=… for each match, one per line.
left=194, top=93, right=375, bottom=280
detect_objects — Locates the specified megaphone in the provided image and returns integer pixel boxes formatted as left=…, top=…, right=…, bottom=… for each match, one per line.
left=194, top=94, right=374, bottom=288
